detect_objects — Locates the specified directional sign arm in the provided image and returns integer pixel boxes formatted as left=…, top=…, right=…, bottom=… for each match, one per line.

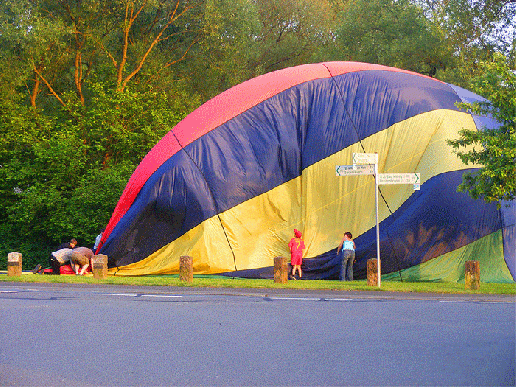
left=336, top=164, right=375, bottom=176
left=378, top=173, right=420, bottom=185
left=352, top=153, right=378, bottom=165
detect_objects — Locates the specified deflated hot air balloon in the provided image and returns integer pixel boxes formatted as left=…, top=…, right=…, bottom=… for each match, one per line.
left=97, top=61, right=515, bottom=283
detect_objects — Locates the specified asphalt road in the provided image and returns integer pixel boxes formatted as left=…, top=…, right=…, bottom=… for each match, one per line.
left=0, top=282, right=514, bottom=386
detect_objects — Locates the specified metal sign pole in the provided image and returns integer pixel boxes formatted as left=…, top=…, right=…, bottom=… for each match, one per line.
left=375, top=162, right=381, bottom=288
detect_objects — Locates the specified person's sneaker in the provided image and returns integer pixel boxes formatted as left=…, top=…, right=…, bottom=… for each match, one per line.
left=32, top=264, right=42, bottom=274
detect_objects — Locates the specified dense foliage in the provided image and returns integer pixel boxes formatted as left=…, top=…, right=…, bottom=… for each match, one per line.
left=0, top=0, right=514, bottom=269
left=448, top=54, right=516, bottom=204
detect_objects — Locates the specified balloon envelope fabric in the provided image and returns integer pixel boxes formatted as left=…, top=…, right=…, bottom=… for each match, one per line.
left=97, top=62, right=515, bottom=283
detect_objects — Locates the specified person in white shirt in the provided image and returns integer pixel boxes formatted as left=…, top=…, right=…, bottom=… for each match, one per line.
left=49, top=248, right=72, bottom=275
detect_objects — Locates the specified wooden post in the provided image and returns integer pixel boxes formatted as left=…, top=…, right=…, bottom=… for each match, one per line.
left=274, top=256, right=288, bottom=283
left=465, top=260, right=480, bottom=290
left=367, top=258, right=378, bottom=287
left=179, top=256, right=193, bottom=282
left=7, top=252, right=22, bottom=277
left=92, top=254, right=108, bottom=279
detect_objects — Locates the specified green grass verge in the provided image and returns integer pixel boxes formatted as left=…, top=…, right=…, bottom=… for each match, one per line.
left=1, top=272, right=515, bottom=295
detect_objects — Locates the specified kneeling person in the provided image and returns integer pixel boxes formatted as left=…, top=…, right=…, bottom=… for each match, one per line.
left=69, top=250, right=90, bottom=276
left=70, top=246, right=94, bottom=275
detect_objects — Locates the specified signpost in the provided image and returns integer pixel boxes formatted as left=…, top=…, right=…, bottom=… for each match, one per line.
left=378, top=173, right=420, bottom=190
left=336, top=153, right=420, bottom=287
left=352, top=153, right=378, bottom=166
left=336, top=164, right=375, bottom=176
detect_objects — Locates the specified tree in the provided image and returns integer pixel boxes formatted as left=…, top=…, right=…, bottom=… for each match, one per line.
left=0, top=0, right=203, bottom=111
left=0, top=0, right=71, bottom=109
left=329, top=0, right=453, bottom=77
left=187, top=0, right=336, bottom=101
left=413, top=0, right=516, bottom=86
left=96, top=0, right=203, bottom=92
left=414, top=0, right=515, bottom=55
left=448, top=53, right=516, bottom=204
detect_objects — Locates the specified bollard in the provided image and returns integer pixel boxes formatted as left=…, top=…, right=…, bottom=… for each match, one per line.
left=465, top=260, right=480, bottom=290
left=274, top=256, right=288, bottom=283
left=367, top=258, right=378, bottom=287
left=7, top=252, right=22, bottom=277
left=92, top=254, right=108, bottom=279
left=179, top=256, right=193, bottom=282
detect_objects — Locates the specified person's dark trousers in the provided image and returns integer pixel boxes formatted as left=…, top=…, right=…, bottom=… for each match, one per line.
left=340, top=250, right=355, bottom=281
left=48, top=255, right=61, bottom=275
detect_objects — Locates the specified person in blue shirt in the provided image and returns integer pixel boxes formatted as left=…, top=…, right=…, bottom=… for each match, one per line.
left=337, top=232, right=356, bottom=281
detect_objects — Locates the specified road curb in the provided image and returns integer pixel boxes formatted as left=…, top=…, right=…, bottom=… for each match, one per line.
left=1, top=281, right=514, bottom=303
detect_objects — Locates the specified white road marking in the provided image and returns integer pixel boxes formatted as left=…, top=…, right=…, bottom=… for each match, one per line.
left=104, top=293, right=139, bottom=297
left=270, top=297, right=321, bottom=301
left=141, top=294, right=182, bottom=298
left=325, top=298, right=354, bottom=301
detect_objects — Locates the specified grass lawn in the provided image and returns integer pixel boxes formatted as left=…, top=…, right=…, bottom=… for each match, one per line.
left=1, top=272, right=515, bottom=295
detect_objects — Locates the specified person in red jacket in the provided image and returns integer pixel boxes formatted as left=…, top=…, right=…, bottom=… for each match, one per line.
left=288, top=229, right=305, bottom=280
